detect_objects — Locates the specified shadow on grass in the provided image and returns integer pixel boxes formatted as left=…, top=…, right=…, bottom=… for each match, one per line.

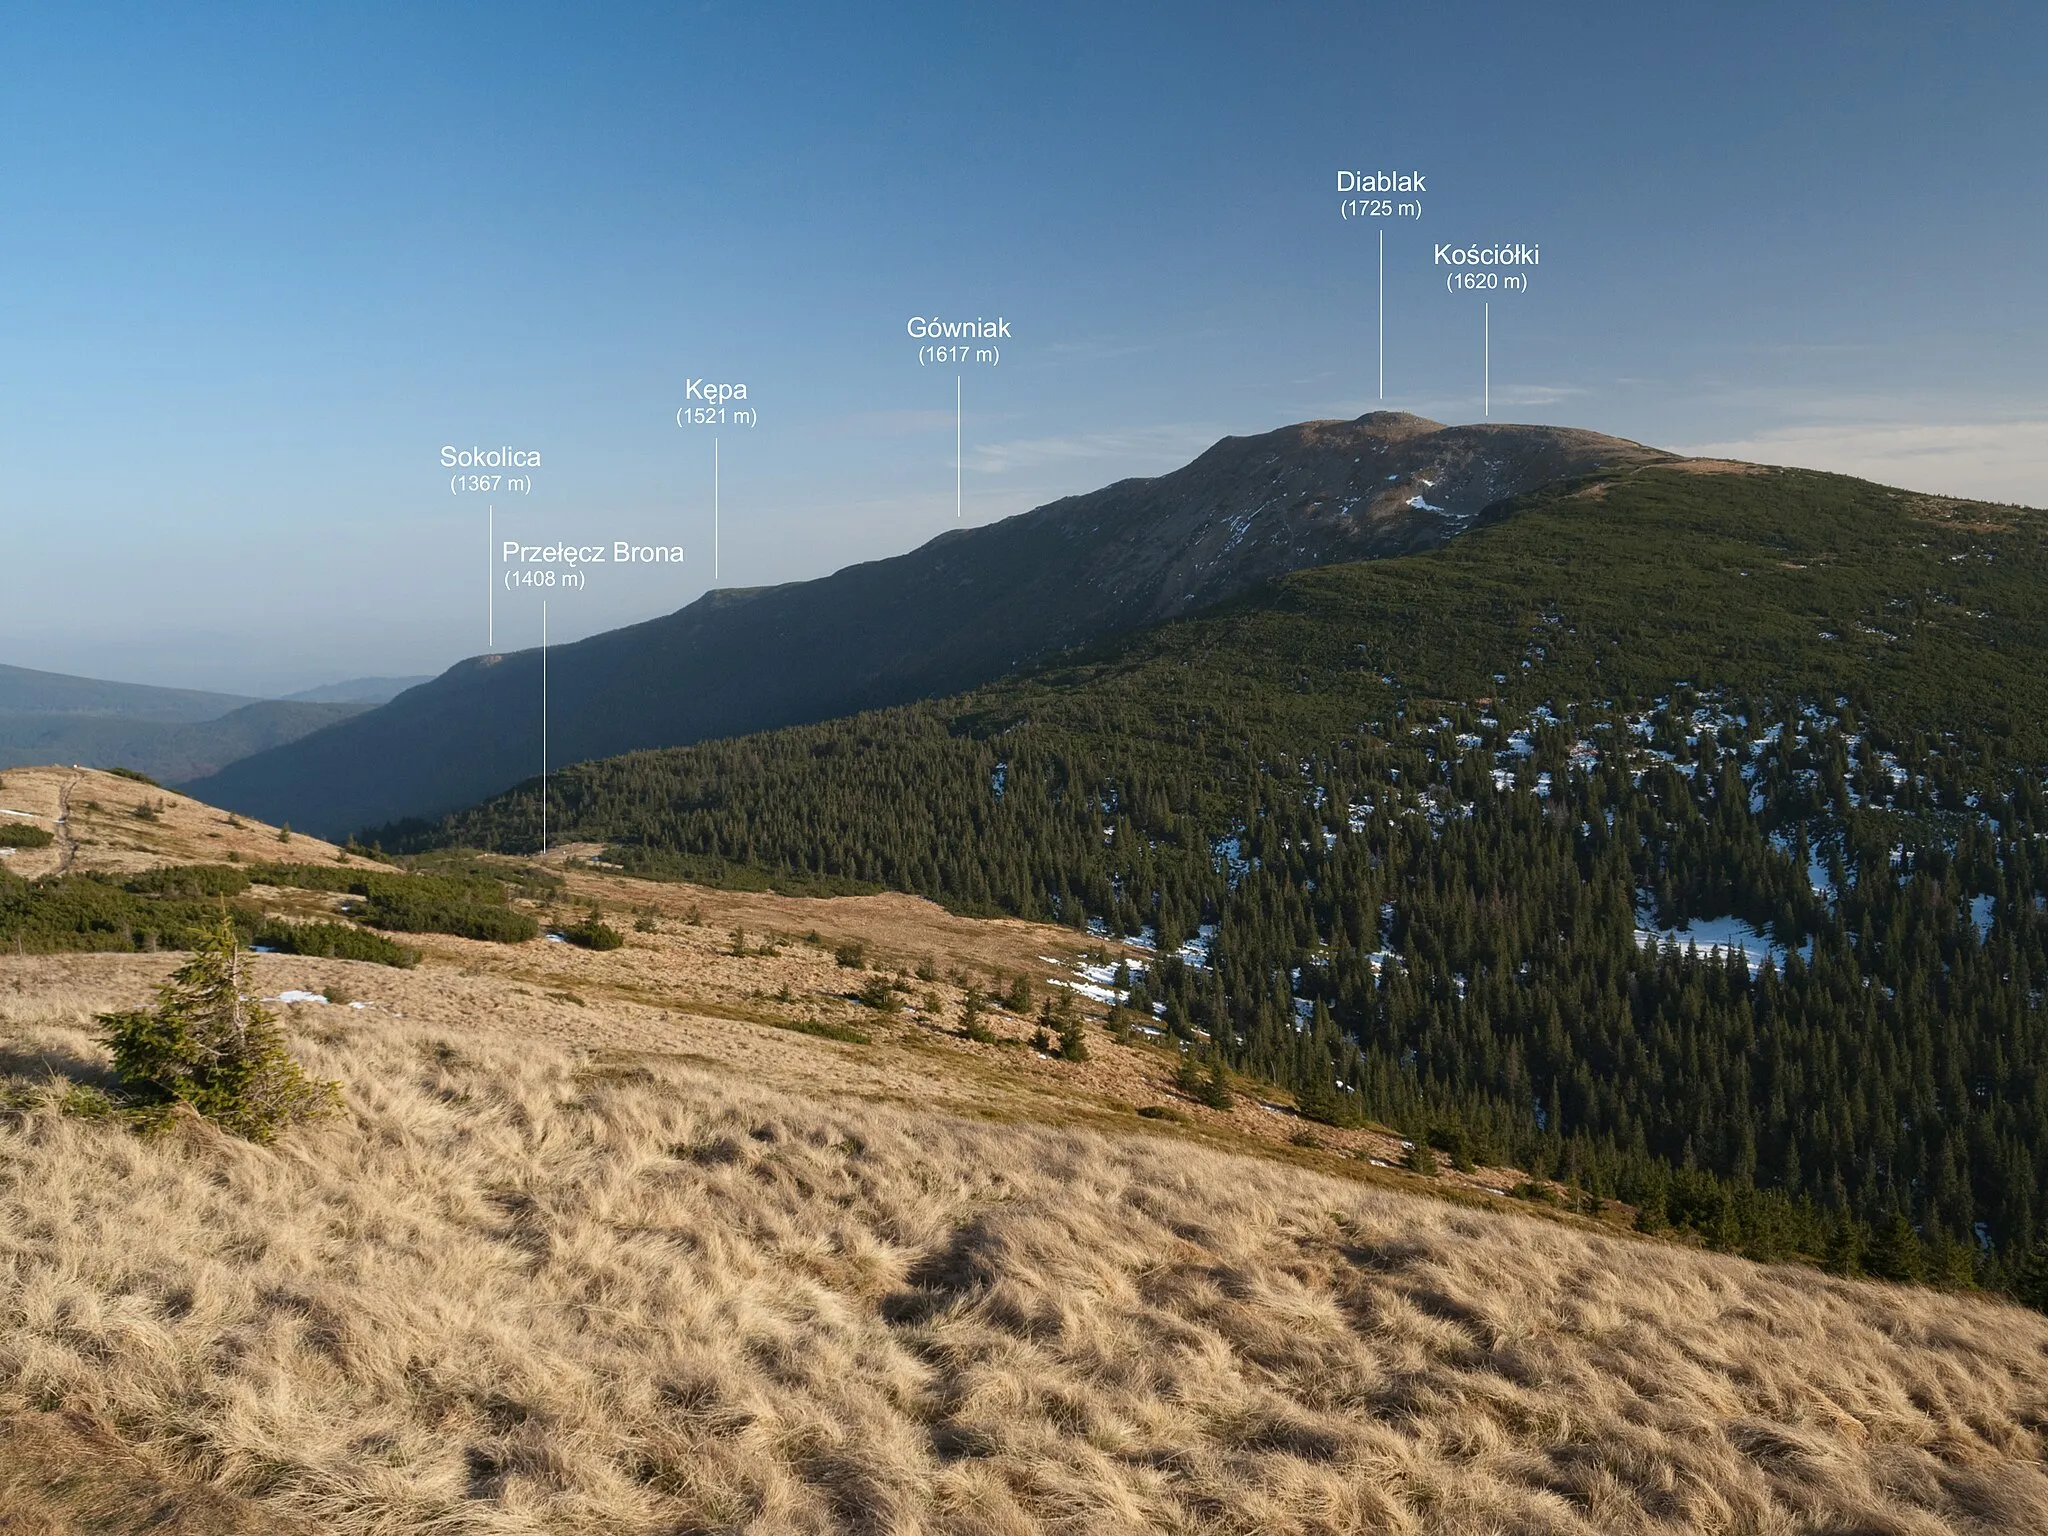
left=0, top=1041, right=119, bottom=1091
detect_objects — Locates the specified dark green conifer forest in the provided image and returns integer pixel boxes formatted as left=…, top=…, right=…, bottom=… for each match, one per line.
left=395, top=466, right=2048, bottom=1284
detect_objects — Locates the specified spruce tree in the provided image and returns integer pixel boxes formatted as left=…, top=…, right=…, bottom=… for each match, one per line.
left=98, top=910, right=338, bottom=1143
left=2012, top=1239, right=2048, bottom=1314
left=1866, top=1214, right=1926, bottom=1283
left=1202, top=1050, right=1232, bottom=1109
left=1053, top=991, right=1088, bottom=1061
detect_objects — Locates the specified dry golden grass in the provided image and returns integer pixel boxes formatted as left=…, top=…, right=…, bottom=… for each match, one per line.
left=1663, top=459, right=1774, bottom=477
left=0, top=764, right=351, bottom=880
left=292, top=870, right=1530, bottom=1189
left=4, top=964, right=2048, bottom=1534
left=3, top=800, right=2045, bottom=1531
left=0, top=1409, right=304, bottom=1534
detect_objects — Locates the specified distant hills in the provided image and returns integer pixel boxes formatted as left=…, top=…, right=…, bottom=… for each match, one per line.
left=190, top=413, right=1667, bottom=835
left=0, top=663, right=400, bottom=782
left=0, top=663, right=256, bottom=724
left=282, top=676, right=431, bottom=705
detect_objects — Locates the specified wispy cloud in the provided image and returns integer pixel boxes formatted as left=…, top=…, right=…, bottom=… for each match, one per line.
left=1490, top=383, right=1589, bottom=409
left=1039, top=337, right=1156, bottom=360
left=1676, top=419, right=2048, bottom=507
left=967, top=424, right=1221, bottom=476
left=1391, top=381, right=1589, bottom=425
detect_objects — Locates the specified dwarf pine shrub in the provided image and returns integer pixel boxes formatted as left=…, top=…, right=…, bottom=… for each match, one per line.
left=564, top=911, right=624, bottom=950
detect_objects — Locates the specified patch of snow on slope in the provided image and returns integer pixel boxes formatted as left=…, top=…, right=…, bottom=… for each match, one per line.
left=1971, top=894, right=1996, bottom=939
left=1633, top=913, right=1791, bottom=973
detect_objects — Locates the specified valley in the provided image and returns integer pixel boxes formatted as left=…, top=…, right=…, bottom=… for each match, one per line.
left=396, top=455, right=2048, bottom=1285
left=0, top=666, right=426, bottom=785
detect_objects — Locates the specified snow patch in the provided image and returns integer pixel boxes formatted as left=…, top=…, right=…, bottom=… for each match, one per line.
left=1633, top=913, right=1791, bottom=974
left=1971, top=894, right=1996, bottom=939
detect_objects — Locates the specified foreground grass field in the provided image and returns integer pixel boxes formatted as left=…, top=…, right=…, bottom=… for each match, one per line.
left=4, top=967, right=2048, bottom=1533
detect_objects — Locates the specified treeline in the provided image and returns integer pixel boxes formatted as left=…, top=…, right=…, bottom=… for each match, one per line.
left=392, top=467, right=2048, bottom=1283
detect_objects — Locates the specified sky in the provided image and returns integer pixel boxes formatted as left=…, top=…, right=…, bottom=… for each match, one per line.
left=1, top=1, right=2043, bottom=695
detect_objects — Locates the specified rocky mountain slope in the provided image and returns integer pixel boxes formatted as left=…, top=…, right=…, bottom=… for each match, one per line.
left=188, top=414, right=1665, bottom=836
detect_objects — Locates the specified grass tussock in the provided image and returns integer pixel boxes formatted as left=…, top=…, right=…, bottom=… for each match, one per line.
left=1, top=1009, right=2047, bottom=1533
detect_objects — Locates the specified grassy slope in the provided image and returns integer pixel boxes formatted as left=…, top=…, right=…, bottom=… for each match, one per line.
left=1, top=830, right=2047, bottom=1532
left=0, top=765, right=352, bottom=882
left=3, top=999, right=2046, bottom=1534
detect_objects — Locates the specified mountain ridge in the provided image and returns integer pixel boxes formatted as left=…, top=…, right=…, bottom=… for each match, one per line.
left=0, top=663, right=257, bottom=723
left=189, top=413, right=1668, bottom=835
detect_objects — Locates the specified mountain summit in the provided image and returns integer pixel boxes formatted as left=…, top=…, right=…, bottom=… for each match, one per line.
left=190, top=415, right=1667, bottom=835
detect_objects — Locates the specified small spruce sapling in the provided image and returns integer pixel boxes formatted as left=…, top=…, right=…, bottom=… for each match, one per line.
left=1176, top=1049, right=1228, bottom=1106
left=959, top=986, right=994, bottom=1043
left=1054, top=991, right=1088, bottom=1062
left=1436, top=1123, right=1477, bottom=1173
left=96, top=909, right=339, bottom=1143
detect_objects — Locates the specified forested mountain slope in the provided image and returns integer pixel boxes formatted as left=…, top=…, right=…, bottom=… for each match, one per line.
left=406, top=462, right=2048, bottom=1286
left=189, top=414, right=1664, bottom=836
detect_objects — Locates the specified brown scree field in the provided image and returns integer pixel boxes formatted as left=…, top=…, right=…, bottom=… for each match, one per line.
left=2, top=791, right=2048, bottom=1532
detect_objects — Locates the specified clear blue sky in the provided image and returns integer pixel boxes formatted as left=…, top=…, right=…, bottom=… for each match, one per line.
left=2, top=2, right=2042, bottom=693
